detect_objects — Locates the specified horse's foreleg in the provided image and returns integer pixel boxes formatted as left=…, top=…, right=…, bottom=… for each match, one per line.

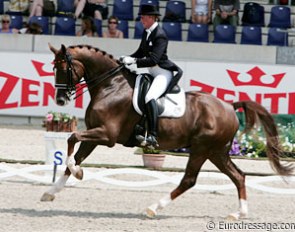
left=40, top=169, right=71, bottom=201
left=66, top=129, right=107, bottom=180
left=209, top=154, right=248, bottom=220
left=66, top=133, right=83, bottom=179
left=146, top=154, right=207, bottom=218
left=41, top=141, right=97, bottom=201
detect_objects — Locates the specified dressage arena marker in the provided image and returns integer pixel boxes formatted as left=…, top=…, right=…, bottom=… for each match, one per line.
left=44, top=132, right=72, bottom=182
left=44, top=132, right=72, bottom=165
left=0, top=164, right=294, bottom=194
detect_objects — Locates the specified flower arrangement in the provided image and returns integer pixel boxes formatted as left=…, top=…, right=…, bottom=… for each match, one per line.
left=43, top=111, right=77, bottom=132
left=230, top=122, right=295, bottom=159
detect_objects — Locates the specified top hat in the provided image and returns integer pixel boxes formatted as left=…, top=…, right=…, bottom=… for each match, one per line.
left=138, top=4, right=161, bottom=16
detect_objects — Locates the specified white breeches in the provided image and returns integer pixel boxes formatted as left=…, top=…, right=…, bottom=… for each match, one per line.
left=145, top=65, right=173, bottom=103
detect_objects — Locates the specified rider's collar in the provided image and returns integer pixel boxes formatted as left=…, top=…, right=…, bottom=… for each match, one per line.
left=146, top=22, right=158, bottom=34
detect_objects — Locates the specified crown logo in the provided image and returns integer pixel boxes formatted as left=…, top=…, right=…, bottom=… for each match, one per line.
left=227, top=66, right=285, bottom=88
left=31, top=60, right=54, bottom=77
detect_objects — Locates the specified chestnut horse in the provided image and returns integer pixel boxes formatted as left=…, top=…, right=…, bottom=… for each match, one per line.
left=41, top=44, right=293, bottom=219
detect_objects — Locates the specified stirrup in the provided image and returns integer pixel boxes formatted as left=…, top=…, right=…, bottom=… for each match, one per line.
left=136, top=134, right=147, bottom=146
left=146, top=135, right=159, bottom=149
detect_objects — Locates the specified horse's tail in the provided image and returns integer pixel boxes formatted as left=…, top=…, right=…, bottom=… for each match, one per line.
left=232, top=101, right=293, bottom=176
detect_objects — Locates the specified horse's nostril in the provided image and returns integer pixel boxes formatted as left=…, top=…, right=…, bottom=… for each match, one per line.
left=57, top=101, right=64, bottom=106
left=56, top=94, right=67, bottom=106
left=56, top=99, right=66, bottom=106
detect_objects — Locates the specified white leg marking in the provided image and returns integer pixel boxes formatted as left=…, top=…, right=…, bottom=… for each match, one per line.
left=47, top=175, right=70, bottom=195
left=228, top=199, right=248, bottom=220
left=41, top=175, right=70, bottom=201
left=146, top=194, right=172, bottom=218
left=66, top=155, right=79, bottom=176
left=239, top=199, right=248, bottom=217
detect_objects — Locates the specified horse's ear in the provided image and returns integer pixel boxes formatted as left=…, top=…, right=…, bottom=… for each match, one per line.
left=48, top=43, right=58, bottom=54
left=61, top=44, right=67, bottom=54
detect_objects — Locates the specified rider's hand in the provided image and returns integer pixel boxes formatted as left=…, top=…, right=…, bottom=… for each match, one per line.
left=122, top=56, right=136, bottom=65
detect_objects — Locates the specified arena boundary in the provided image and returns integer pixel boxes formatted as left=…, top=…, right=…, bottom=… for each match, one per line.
left=0, top=164, right=294, bottom=195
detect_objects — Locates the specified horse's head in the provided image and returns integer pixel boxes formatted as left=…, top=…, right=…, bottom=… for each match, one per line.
left=49, top=43, right=85, bottom=106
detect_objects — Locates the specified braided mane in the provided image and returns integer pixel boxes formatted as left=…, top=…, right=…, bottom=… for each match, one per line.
left=68, top=44, right=119, bottom=63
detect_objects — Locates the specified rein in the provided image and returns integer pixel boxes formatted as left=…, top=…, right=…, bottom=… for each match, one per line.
left=73, top=63, right=125, bottom=100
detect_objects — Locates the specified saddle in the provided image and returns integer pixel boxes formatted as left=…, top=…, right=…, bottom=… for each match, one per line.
left=132, top=73, right=185, bottom=118
left=125, top=73, right=186, bottom=147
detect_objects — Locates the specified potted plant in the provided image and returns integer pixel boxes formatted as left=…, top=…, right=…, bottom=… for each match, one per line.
left=43, top=112, right=77, bottom=132
left=141, top=147, right=166, bottom=169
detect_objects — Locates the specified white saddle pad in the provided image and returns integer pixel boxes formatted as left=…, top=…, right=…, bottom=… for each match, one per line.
left=132, top=74, right=186, bottom=118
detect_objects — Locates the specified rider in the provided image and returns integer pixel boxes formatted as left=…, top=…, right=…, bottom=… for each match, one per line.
left=120, top=4, right=183, bottom=148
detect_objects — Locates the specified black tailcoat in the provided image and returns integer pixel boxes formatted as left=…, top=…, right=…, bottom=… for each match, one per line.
left=131, top=24, right=179, bottom=72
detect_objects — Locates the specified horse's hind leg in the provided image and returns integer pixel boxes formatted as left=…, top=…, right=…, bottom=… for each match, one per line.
left=209, top=152, right=248, bottom=220
left=41, top=141, right=97, bottom=201
left=146, top=153, right=208, bottom=218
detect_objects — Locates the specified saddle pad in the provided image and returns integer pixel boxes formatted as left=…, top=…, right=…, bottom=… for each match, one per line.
left=133, top=74, right=186, bottom=118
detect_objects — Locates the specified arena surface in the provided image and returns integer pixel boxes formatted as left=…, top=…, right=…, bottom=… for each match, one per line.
left=0, top=126, right=294, bottom=232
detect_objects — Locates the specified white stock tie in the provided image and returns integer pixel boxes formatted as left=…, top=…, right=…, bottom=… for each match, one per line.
left=146, top=29, right=151, bottom=40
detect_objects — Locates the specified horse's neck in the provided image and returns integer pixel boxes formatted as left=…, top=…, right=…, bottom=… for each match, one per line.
left=84, top=62, right=135, bottom=99
left=72, top=48, right=136, bottom=98
left=84, top=56, right=115, bottom=77
left=121, top=68, right=137, bottom=88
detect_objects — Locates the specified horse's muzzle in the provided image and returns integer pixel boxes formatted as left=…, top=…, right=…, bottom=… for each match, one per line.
left=56, top=89, right=68, bottom=106
left=56, top=96, right=67, bottom=106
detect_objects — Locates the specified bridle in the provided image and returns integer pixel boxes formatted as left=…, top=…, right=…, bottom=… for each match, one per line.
left=54, top=51, right=82, bottom=96
left=54, top=50, right=125, bottom=100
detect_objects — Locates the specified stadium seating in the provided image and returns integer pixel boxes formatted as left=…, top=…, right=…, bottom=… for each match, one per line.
left=162, top=22, right=182, bottom=41
left=268, top=6, right=291, bottom=29
left=0, top=0, right=4, bottom=14
left=134, top=20, right=144, bottom=39
left=187, top=23, right=209, bottom=42
left=29, top=16, right=50, bottom=35
left=139, top=0, right=159, bottom=8
left=241, top=2, right=265, bottom=27
left=1, top=0, right=294, bottom=47
left=240, top=26, right=262, bottom=45
left=267, top=27, right=288, bottom=46
left=213, top=25, right=236, bottom=44
left=112, top=0, right=134, bottom=21
left=10, top=15, right=23, bottom=29
left=117, top=20, right=129, bottom=38
left=163, top=0, right=186, bottom=23
left=54, top=17, right=76, bottom=36
left=94, top=19, right=102, bottom=37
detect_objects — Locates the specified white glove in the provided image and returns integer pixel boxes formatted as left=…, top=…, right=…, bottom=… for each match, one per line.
left=122, top=56, right=136, bottom=65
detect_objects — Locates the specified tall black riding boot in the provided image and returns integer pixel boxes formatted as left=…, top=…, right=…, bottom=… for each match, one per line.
left=146, top=99, right=159, bottom=148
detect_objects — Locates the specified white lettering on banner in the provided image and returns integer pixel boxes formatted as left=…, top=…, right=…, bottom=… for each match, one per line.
left=0, top=53, right=294, bottom=117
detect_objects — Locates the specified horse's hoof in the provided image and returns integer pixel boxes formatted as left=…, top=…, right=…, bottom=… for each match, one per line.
left=40, top=192, right=55, bottom=202
left=227, top=211, right=248, bottom=221
left=146, top=207, right=156, bottom=218
left=75, top=167, right=83, bottom=180
left=226, top=212, right=240, bottom=221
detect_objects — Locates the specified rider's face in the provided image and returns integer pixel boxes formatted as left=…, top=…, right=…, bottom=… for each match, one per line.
left=140, top=15, right=155, bottom=29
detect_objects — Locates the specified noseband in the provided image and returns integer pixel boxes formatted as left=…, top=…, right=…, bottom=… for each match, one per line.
left=54, top=50, right=124, bottom=100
